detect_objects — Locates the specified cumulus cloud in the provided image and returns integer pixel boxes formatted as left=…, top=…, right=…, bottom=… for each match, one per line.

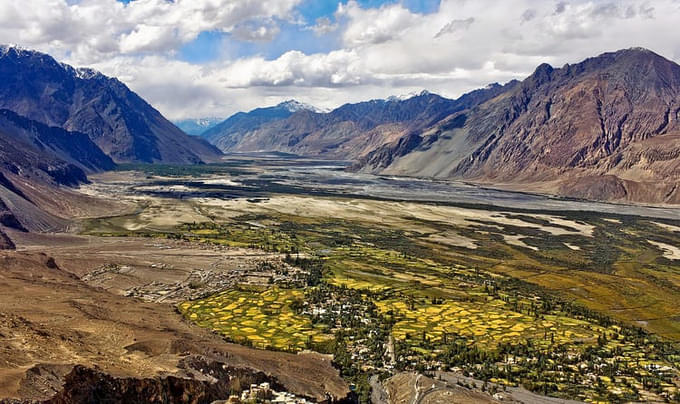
left=3, top=0, right=680, bottom=121
left=310, top=17, right=339, bottom=36
left=0, top=0, right=302, bottom=62
left=338, top=0, right=421, bottom=46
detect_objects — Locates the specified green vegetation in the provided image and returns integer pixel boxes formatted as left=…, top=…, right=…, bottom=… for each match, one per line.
left=181, top=220, right=306, bottom=253
left=170, top=215, right=680, bottom=402
left=115, top=162, right=249, bottom=177
left=83, top=164, right=680, bottom=402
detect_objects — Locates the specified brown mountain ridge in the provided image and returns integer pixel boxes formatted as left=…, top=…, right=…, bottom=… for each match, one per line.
left=360, top=48, right=680, bottom=204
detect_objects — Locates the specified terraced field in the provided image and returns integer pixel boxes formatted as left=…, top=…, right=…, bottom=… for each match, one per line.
left=179, top=287, right=332, bottom=351
left=375, top=299, right=597, bottom=347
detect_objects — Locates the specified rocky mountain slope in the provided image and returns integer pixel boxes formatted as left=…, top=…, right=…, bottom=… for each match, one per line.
left=205, top=89, right=511, bottom=159
left=0, top=45, right=221, bottom=164
left=208, top=48, right=680, bottom=204
left=0, top=109, right=114, bottom=175
left=359, top=48, right=680, bottom=204
left=0, top=110, right=121, bottom=241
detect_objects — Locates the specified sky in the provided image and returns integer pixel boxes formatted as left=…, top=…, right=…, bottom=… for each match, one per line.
left=1, top=0, right=680, bottom=120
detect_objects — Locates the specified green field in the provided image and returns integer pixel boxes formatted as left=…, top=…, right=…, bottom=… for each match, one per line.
left=179, top=286, right=332, bottom=351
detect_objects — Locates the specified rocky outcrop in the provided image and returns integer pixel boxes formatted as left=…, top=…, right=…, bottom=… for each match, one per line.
left=43, top=361, right=278, bottom=404
left=3, top=357, right=355, bottom=404
left=0, top=229, right=14, bottom=250
left=0, top=196, right=26, bottom=233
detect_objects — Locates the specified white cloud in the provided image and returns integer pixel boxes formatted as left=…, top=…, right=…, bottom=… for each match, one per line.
left=4, top=0, right=680, bottom=121
left=338, top=0, right=421, bottom=46
left=0, top=0, right=302, bottom=62
left=310, top=17, right=339, bottom=36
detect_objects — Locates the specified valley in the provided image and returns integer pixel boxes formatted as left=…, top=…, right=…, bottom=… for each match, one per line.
left=41, top=154, right=680, bottom=403
left=2, top=40, right=680, bottom=404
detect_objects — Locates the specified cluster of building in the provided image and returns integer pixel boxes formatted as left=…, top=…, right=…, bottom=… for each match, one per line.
left=123, top=257, right=306, bottom=303
left=300, top=286, right=391, bottom=371
left=215, top=383, right=313, bottom=404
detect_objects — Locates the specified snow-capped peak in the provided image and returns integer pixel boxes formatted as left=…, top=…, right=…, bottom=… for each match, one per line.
left=277, top=100, right=326, bottom=113
left=0, top=44, right=104, bottom=81
left=386, top=90, right=432, bottom=102
left=180, top=117, right=221, bottom=127
left=74, top=67, right=102, bottom=80
left=0, top=44, right=35, bottom=57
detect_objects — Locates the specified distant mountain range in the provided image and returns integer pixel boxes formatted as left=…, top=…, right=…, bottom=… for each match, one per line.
left=202, top=91, right=507, bottom=158
left=201, top=100, right=327, bottom=151
left=204, top=48, right=680, bottom=204
left=174, top=117, right=222, bottom=136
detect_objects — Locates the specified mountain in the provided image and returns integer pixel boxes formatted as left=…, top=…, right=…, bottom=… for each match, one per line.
left=204, top=89, right=511, bottom=158
left=205, top=48, right=680, bottom=203
left=202, top=100, right=325, bottom=151
left=0, top=110, right=120, bottom=237
left=174, top=117, right=222, bottom=136
left=0, top=45, right=221, bottom=164
left=358, top=48, right=680, bottom=204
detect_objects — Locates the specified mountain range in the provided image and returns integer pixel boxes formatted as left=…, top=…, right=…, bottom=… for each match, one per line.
left=174, top=117, right=223, bottom=136
left=201, top=100, right=327, bottom=151
left=1, top=44, right=679, bottom=222
left=204, top=48, right=680, bottom=204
